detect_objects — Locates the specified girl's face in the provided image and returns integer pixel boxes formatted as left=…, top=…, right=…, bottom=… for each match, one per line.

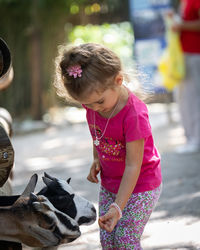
left=81, top=88, right=120, bottom=113
left=78, top=73, right=123, bottom=115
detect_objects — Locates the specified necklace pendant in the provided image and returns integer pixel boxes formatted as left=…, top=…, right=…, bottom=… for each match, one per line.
left=94, top=138, right=100, bottom=146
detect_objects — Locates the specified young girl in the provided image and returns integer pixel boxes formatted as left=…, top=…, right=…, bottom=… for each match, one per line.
left=54, top=43, right=162, bottom=249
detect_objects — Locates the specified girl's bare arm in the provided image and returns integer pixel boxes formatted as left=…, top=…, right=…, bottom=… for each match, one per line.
left=99, top=138, right=144, bottom=232
left=87, top=144, right=101, bottom=183
left=114, top=138, right=144, bottom=211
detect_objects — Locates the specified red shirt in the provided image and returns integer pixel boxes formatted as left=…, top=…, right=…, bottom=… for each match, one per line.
left=180, top=0, right=200, bottom=53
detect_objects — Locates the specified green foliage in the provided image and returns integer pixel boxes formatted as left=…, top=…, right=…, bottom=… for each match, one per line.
left=68, top=22, right=134, bottom=68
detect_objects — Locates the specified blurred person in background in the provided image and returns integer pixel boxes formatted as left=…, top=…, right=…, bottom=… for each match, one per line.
left=172, top=0, right=200, bottom=154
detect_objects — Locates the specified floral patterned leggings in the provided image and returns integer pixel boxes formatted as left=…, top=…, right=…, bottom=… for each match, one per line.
left=99, top=184, right=162, bottom=250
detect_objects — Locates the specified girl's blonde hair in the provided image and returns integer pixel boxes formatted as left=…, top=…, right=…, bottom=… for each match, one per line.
left=54, top=43, right=122, bottom=102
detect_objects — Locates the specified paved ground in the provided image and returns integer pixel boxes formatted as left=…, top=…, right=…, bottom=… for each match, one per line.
left=11, top=103, right=200, bottom=250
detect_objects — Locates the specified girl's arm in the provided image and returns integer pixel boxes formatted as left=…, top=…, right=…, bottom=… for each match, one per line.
left=99, top=138, right=144, bottom=232
left=93, top=143, right=98, bottom=159
left=87, top=144, right=101, bottom=183
left=115, top=138, right=144, bottom=210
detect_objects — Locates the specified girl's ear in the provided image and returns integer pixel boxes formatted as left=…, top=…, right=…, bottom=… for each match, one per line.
left=114, top=72, right=123, bottom=86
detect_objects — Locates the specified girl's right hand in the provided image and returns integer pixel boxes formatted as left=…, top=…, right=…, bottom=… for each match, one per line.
left=87, top=159, right=101, bottom=183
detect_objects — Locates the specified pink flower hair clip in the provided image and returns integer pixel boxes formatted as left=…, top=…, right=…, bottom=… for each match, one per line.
left=67, top=65, right=82, bottom=78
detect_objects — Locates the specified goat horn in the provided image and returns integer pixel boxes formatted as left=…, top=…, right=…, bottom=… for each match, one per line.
left=42, top=176, right=52, bottom=187
left=44, top=172, right=57, bottom=181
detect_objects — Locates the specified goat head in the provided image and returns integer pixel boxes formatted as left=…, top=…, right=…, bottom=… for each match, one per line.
left=38, top=172, right=97, bottom=226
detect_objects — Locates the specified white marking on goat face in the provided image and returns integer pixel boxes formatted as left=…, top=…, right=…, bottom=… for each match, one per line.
left=34, top=196, right=81, bottom=244
left=58, top=180, right=96, bottom=225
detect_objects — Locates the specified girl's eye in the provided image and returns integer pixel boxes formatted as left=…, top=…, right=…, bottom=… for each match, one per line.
left=97, top=100, right=104, bottom=104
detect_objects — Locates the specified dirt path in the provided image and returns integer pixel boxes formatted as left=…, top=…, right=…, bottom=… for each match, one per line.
left=12, top=104, right=200, bottom=249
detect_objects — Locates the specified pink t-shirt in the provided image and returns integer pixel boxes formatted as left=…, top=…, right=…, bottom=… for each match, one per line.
left=84, top=92, right=162, bottom=194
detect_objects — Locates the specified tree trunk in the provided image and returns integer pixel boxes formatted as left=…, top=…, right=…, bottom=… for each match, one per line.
left=29, top=0, right=42, bottom=120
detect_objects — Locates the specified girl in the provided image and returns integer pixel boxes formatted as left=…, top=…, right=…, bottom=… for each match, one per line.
left=54, top=43, right=162, bottom=249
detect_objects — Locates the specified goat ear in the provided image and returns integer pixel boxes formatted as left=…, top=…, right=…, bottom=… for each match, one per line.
left=44, top=172, right=57, bottom=181
left=21, top=174, right=38, bottom=197
left=13, top=175, right=38, bottom=206
left=67, top=178, right=71, bottom=184
left=42, top=176, right=53, bottom=187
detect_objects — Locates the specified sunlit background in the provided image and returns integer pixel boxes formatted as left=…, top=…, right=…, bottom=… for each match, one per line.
left=0, top=0, right=179, bottom=120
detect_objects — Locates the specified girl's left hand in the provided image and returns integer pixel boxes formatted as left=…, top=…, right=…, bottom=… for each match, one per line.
left=98, top=207, right=120, bottom=233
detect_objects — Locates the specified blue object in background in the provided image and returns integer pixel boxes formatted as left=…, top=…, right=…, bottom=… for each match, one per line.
left=129, top=0, right=172, bottom=93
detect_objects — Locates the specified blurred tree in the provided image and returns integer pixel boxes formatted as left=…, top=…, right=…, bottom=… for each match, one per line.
left=0, top=0, right=129, bottom=119
left=68, top=22, right=134, bottom=68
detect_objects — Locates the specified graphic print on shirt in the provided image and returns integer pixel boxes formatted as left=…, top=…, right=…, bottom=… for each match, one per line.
left=89, top=123, right=125, bottom=162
